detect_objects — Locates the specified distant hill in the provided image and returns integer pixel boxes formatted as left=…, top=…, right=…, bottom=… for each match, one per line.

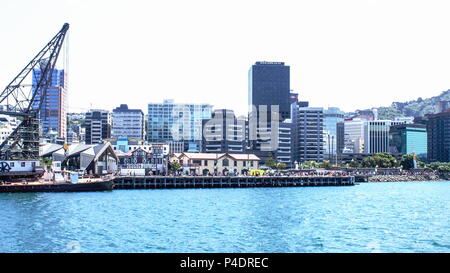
left=377, top=89, right=450, bottom=120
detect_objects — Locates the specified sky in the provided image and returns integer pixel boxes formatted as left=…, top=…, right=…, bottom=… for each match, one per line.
left=1, top=0, right=450, bottom=116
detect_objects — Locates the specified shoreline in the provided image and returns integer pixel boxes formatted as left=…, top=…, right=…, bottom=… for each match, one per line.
left=367, top=175, right=446, bottom=182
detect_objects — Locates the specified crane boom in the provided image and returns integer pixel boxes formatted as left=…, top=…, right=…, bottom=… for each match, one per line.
left=0, top=23, right=69, bottom=160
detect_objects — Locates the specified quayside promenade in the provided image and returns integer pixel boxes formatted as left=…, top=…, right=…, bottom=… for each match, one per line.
left=112, top=175, right=355, bottom=189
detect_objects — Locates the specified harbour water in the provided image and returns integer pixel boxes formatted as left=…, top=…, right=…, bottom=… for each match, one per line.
left=0, top=181, right=449, bottom=253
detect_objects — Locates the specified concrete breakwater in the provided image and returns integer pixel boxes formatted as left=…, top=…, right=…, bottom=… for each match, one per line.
left=368, top=174, right=442, bottom=182
left=113, top=175, right=355, bottom=189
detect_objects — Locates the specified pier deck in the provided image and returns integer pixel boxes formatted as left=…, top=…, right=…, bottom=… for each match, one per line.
left=113, top=175, right=355, bottom=189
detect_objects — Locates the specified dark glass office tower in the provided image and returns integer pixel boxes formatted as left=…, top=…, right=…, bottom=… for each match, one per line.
left=427, top=111, right=450, bottom=162
left=247, top=62, right=292, bottom=166
left=248, top=62, right=290, bottom=121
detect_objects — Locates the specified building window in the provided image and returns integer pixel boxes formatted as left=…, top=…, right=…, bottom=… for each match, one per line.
left=233, top=161, right=237, bottom=167
left=250, top=161, right=254, bottom=167
left=204, top=160, right=208, bottom=166
left=10, top=162, right=14, bottom=167
left=21, top=162, right=26, bottom=167
left=222, top=159, right=229, bottom=167
left=243, top=161, right=246, bottom=167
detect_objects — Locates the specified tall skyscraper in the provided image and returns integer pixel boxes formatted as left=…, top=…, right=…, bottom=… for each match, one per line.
left=247, top=62, right=292, bottom=165
left=85, top=110, right=111, bottom=144
left=112, top=104, right=145, bottom=140
left=147, top=99, right=212, bottom=152
left=32, top=68, right=67, bottom=139
left=248, top=62, right=291, bottom=121
left=427, top=111, right=450, bottom=162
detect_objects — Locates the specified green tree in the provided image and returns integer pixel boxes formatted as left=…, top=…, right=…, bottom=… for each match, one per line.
left=363, top=153, right=397, bottom=168
left=170, top=161, right=181, bottom=173
left=301, top=161, right=319, bottom=169
left=427, top=162, right=450, bottom=172
left=276, top=162, right=287, bottom=170
left=400, top=153, right=424, bottom=170
left=265, top=157, right=277, bottom=169
left=320, top=161, right=332, bottom=169
left=349, top=159, right=361, bottom=168
left=40, top=158, right=52, bottom=166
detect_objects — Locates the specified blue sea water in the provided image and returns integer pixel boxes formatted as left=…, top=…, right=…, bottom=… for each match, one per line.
left=0, top=181, right=449, bottom=253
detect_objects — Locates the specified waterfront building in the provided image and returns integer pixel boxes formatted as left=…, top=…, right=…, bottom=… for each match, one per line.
left=389, top=124, right=427, bottom=160
left=40, top=142, right=118, bottom=175
left=427, top=111, right=450, bottom=162
left=116, top=143, right=169, bottom=175
left=147, top=99, right=212, bottom=152
left=32, top=68, right=68, bottom=139
left=112, top=104, right=145, bottom=140
left=202, top=109, right=246, bottom=153
left=323, top=107, right=345, bottom=160
left=292, top=105, right=324, bottom=163
left=170, top=152, right=260, bottom=175
left=107, top=137, right=169, bottom=155
left=364, top=120, right=407, bottom=154
left=85, top=109, right=111, bottom=144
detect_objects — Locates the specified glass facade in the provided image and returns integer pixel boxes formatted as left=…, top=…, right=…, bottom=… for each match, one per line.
left=427, top=112, right=450, bottom=162
left=364, top=120, right=407, bottom=154
left=248, top=62, right=290, bottom=121
left=32, top=69, right=67, bottom=139
left=147, top=100, right=212, bottom=152
left=390, top=125, right=427, bottom=160
left=323, top=107, right=344, bottom=156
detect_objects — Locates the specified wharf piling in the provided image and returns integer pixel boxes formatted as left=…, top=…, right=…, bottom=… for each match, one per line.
left=113, top=176, right=355, bottom=189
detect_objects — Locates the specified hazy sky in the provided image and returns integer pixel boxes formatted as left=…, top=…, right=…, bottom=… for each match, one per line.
left=1, top=0, right=450, bottom=116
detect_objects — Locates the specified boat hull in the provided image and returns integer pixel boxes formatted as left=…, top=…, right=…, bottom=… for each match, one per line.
left=0, top=180, right=113, bottom=193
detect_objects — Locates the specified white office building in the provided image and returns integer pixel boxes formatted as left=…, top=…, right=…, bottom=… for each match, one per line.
left=112, top=104, right=145, bottom=140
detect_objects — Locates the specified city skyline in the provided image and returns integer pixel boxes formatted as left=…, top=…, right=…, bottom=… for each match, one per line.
left=2, top=1, right=450, bottom=116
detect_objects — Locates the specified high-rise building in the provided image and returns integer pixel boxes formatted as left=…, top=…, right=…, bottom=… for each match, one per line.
left=32, top=68, right=67, bottom=139
left=112, top=104, right=145, bottom=140
left=389, top=124, right=427, bottom=160
left=292, top=106, right=324, bottom=163
left=202, top=109, right=246, bottom=153
left=364, top=120, right=407, bottom=154
left=247, top=62, right=291, bottom=165
left=276, top=122, right=293, bottom=166
left=85, top=110, right=111, bottom=144
left=427, top=111, right=450, bottom=162
left=248, top=62, right=291, bottom=121
left=147, top=99, right=212, bottom=152
left=336, top=122, right=345, bottom=154
left=323, top=107, right=345, bottom=159
left=344, top=119, right=366, bottom=153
